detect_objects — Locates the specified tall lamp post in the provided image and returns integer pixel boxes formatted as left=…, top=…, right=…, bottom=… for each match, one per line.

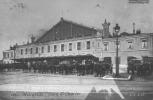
left=114, top=24, right=120, bottom=77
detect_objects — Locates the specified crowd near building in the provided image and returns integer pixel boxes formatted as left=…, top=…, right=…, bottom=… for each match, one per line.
left=2, top=17, right=153, bottom=73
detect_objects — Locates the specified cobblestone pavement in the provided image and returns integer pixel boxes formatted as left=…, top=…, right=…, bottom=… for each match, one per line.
left=0, top=71, right=153, bottom=100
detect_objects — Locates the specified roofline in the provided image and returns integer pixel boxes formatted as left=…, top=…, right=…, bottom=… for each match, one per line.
left=3, top=49, right=14, bottom=52
left=15, top=33, right=153, bottom=48
left=15, top=35, right=98, bottom=48
left=35, top=17, right=100, bottom=43
left=101, top=33, right=153, bottom=40
left=61, top=18, right=101, bottom=31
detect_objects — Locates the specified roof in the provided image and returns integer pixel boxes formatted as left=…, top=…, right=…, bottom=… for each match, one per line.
left=3, top=49, right=14, bottom=52
left=35, top=17, right=98, bottom=43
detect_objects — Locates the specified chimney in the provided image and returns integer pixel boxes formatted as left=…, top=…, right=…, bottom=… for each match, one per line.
left=31, top=35, right=35, bottom=43
left=61, top=17, right=64, bottom=21
left=136, top=29, right=141, bottom=34
left=133, top=22, right=135, bottom=34
left=10, top=45, right=12, bottom=50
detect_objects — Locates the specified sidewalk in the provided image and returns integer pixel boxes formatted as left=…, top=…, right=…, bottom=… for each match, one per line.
left=1, top=71, right=153, bottom=100
left=1, top=71, right=153, bottom=85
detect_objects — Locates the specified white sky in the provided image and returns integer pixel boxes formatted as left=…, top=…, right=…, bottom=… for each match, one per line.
left=0, top=0, right=153, bottom=59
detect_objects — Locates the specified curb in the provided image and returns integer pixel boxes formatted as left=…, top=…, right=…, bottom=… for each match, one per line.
left=102, top=75, right=132, bottom=81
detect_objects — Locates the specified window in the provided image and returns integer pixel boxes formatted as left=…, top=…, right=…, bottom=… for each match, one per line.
left=41, top=47, right=44, bottom=53
left=36, top=47, right=38, bottom=54
left=54, top=45, right=57, bottom=52
left=92, top=42, right=94, bottom=47
left=98, top=42, right=100, bottom=48
left=127, top=40, right=133, bottom=49
left=86, top=41, right=90, bottom=49
left=61, top=44, right=64, bottom=52
left=77, top=33, right=82, bottom=37
left=114, top=41, right=120, bottom=49
left=11, top=52, right=13, bottom=57
left=30, top=48, right=33, bottom=54
left=69, top=43, right=72, bottom=51
left=48, top=45, right=50, bottom=52
left=21, top=49, right=23, bottom=55
left=104, top=42, right=109, bottom=51
left=7, top=53, right=9, bottom=58
left=77, top=42, right=81, bottom=50
left=25, top=48, right=28, bottom=54
left=141, top=39, right=148, bottom=49
left=3, top=52, right=6, bottom=58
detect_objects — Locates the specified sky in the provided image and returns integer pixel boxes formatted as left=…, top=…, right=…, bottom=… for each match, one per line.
left=0, top=0, right=153, bottom=59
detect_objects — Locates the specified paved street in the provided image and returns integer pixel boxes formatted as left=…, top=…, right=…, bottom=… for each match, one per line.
left=0, top=71, right=153, bottom=100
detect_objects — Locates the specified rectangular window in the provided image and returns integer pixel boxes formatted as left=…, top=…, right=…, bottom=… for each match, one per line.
left=11, top=52, right=13, bottom=57
left=30, top=48, right=33, bottom=54
left=69, top=43, right=72, bottom=51
left=21, top=49, right=23, bottom=55
left=86, top=41, right=90, bottom=49
left=92, top=42, right=94, bottom=48
left=25, top=48, right=28, bottom=54
left=3, top=52, right=6, bottom=58
left=41, top=47, right=44, bottom=53
left=114, top=41, right=120, bottom=49
left=127, top=40, right=133, bottom=49
left=98, top=42, right=100, bottom=48
left=141, top=39, right=148, bottom=49
left=36, top=47, right=38, bottom=54
left=104, top=42, right=109, bottom=51
left=48, top=45, right=50, bottom=52
left=77, top=42, right=81, bottom=50
left=7, top=53, right=9, bottom=58
left=54, top=45, right=57, bottom=52
left=61, top=44, right=64, bottom=52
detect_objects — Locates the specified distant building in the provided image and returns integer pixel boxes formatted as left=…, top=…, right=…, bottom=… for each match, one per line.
left=3, top=49, right=14, bottom=64
left=2, top=17, right=153, bottom=72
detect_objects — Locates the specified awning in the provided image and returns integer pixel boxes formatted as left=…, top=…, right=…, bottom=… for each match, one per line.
left=14, top=54, right=99, bottom=62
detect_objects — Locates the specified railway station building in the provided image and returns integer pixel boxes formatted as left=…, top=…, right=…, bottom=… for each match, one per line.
left=2, top=18, right=153, bottom=72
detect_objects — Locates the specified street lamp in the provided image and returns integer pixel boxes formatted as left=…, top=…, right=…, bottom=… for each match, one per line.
left=114, top=24, right=120, bottom=77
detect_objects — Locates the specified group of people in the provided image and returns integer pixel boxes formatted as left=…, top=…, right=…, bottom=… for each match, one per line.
left=127, top=60, right=153, bottom=76
left=1, top=58, right=153, bottom=78
left=0, top=60, right=112, bottom=77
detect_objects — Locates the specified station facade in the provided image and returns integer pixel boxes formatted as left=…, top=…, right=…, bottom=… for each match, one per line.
left=2, top=18, right=153, bottom=72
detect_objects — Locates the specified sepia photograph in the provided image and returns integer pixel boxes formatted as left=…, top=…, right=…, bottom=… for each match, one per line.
left=0, top=0, right=153, bottom=100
